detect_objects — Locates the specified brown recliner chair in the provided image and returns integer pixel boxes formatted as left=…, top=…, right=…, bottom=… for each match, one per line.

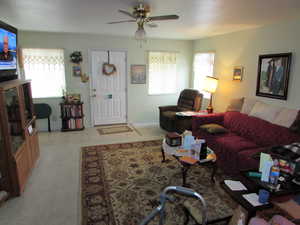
left=159, top=89, right=203, bottom=133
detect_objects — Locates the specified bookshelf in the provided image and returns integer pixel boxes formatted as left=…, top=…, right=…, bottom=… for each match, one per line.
left=60, top=102, right=84, bottom=131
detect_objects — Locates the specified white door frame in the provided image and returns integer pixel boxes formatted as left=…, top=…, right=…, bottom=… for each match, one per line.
left=88, top=48, right=128, bottom=127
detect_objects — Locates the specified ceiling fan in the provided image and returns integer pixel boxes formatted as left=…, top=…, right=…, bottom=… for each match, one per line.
left=107, top=2, right=179, bottom=41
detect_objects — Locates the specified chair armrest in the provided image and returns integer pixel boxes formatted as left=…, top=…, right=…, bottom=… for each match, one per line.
left=159, top=105, right=178, bottom=112
left=192, top=113, right=225, bottom=131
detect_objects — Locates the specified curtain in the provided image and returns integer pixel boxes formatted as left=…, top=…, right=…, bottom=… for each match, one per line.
left=193, top=53, right=215, bottom=98
left=22, top=48, right=66, bottom=98
left=148, top=51, right=177, bottom=95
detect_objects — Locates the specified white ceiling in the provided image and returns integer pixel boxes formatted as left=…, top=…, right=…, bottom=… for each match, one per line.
left=1, top=0, right=300, bottom=40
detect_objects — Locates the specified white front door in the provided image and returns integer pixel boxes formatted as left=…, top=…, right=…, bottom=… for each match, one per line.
left=90, top=50, right=127, bottom=125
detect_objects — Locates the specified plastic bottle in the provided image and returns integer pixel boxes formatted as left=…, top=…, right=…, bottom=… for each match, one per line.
left=269, top=159, right=280, bottom=186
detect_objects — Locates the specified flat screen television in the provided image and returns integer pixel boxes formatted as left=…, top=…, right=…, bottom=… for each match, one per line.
left=0, top=20, right=18, bottom=82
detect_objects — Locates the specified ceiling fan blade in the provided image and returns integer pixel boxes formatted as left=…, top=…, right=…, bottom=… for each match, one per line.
left=146, top=22, right=158, bottom=28
left=148, top=15, right=179, bottom=21
left=107, top=20, right=136, bottom=24
left=118, top=9, right=137, bottom=19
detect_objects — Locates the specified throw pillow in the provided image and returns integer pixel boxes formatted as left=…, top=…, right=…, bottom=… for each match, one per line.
left=290, top=111, right=300, bottom=134
left=273, top=108, right=298, bottom=128
left=240, top=98, right=257, bottom=114
left=200, top=123, right=228, bottom=134
left=226, top=97, right=244, bottom=112
left=249, top=101, right=281, bottom=123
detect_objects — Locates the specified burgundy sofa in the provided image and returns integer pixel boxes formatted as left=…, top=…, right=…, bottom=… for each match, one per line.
left=192, top=111, right=300, bottom=175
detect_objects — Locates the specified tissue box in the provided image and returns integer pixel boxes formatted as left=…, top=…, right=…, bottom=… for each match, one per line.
left=166, top=132, right=182, bottom=147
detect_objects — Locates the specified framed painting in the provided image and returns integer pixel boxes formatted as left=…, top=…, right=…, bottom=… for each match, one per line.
left=72, top=65, right=82, bottom=77
left=233, top=66, right=244, bottom=81
left=131, top=64, right=146, bottom=84
left=256, top=53, right=292, bottom=100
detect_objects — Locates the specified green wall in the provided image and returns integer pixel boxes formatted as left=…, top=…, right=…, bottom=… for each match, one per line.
left=19, top=31, right=193, bottom=130
left=193, top=17, right=300, bottom=112
left=20, top=16, right=300, bottom=131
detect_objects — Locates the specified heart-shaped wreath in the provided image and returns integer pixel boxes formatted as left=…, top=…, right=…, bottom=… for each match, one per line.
left=103, top=63, right=117, bottom=75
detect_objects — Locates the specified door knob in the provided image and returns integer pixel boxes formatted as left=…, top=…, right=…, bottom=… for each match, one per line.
left=92, top=94, right=96, bottom=97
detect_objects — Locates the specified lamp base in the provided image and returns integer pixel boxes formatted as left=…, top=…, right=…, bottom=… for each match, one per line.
left=206, top=105, right=214, bottom=114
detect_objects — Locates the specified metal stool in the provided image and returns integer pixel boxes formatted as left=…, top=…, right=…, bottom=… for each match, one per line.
left=34, top=103, right=52, bottom=132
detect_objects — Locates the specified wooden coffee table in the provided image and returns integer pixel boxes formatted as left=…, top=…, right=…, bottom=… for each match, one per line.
left=161, top=138, right=217, bottom=187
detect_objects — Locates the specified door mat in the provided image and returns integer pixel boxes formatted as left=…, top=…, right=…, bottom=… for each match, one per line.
left=81, top=140, right=235, bottom=225
left=97, top=125, right=133, bottom=135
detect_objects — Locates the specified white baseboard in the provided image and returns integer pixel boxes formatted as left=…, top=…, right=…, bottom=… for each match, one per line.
left=131, top=122, right=159, bottom=127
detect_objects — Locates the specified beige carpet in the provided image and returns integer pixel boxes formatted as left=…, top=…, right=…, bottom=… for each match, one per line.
left=81, top=140, right=234, bottom=225
left=97, top=125, right=133, bottom=135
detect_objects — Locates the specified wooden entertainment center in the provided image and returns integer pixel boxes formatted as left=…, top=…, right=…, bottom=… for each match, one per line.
left=0, top=79, right=39, bottom=200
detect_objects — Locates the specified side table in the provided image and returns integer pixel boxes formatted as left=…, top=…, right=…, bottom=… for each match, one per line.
left=161, top=138, right=217, bottom=187
left=220, top=181, right=273, bottom=224
left=175, top=111, right=208, bottom=133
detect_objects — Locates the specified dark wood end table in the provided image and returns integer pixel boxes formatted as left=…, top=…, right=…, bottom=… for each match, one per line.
left=220, top=180, right=273, bottom=224
left=161, top=139, right=217, bottom=187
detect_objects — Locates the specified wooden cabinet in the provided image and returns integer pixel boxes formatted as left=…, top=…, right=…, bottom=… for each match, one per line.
left=0, top=80, right=40, bottom=198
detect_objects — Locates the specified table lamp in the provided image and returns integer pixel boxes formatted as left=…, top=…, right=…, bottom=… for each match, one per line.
left=203, top=76, right=219, bottom=113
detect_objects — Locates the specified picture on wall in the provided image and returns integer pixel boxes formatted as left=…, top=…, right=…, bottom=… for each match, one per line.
left=131, top=64, right=146, bottom=84
left=72, top=65, right=82, bottom=77
left=233, top=66, right=244, bottom=81
left=256, top=53, right=292, bottom=100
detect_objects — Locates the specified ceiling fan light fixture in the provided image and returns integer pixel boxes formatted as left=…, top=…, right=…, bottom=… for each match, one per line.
left=135, top=25, right=146, bottom=41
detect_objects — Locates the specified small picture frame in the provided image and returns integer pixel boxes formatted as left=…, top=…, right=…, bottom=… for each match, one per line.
left=233, top=66, right=244, bottom=81
left=73, top=65, right=82, bottom=77
left=131, top=64, right=146, bottom=84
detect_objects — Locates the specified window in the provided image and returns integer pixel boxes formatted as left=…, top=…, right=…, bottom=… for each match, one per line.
left=22, top=48, right=66, bottom=98
left=148, top=51, right=177, bottom=95
left=193, top=52, right=215, bottom=98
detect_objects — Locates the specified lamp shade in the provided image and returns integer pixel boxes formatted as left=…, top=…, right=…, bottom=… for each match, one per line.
left=202, top=76, right=218, bottom=93
left=135, top=26, right=146, bottom=41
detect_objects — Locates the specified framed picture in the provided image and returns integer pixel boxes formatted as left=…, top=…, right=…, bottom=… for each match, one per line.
left=131, top=64, right=146, bottom=84
left=256, top=53, right=292, bottom=100
left=233, top=66, right=244, bottom=81
left=72, top=65, right=82, bottom=77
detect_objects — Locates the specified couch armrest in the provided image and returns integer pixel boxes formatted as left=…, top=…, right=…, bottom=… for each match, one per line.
left=159, top=105, right=178, bottom=112
left=192, top=113, right=225, bottom=131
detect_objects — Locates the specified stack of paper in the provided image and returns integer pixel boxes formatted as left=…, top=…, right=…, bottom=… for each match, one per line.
left=224, top=180, right=247, bottom=191
left=243, top=193, right=266, bottom=207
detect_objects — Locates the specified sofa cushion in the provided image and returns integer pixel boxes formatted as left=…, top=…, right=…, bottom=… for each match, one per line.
left=214, top=135, right=258, bottom=154
left=249, top=101, right=281, bottom=123
left=226, top=97, right=244, bottom=112
left=200, top=123, right=228, bottom=134
left=237, top=148, right=266, bottom=171
left=213, top=134, right=258, bottom=174
left=240, top=98, right=257, bottom=114
left=224, top=111, right=300, bottom=147
left=274, top=108, right=298, bottom=128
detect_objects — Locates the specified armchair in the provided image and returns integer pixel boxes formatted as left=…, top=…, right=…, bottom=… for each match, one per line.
left=159, top=89, right=203, bottom=133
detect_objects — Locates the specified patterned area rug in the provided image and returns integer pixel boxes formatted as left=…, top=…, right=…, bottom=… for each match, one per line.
left=97, top=125, right=133, bottom=135
left=81, top=140, right=235, bottom=225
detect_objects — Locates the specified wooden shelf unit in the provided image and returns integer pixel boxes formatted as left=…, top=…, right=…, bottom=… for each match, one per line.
left=60, top=102, right=85, bottom=132
left=0, top=80, right=40, bottom=198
